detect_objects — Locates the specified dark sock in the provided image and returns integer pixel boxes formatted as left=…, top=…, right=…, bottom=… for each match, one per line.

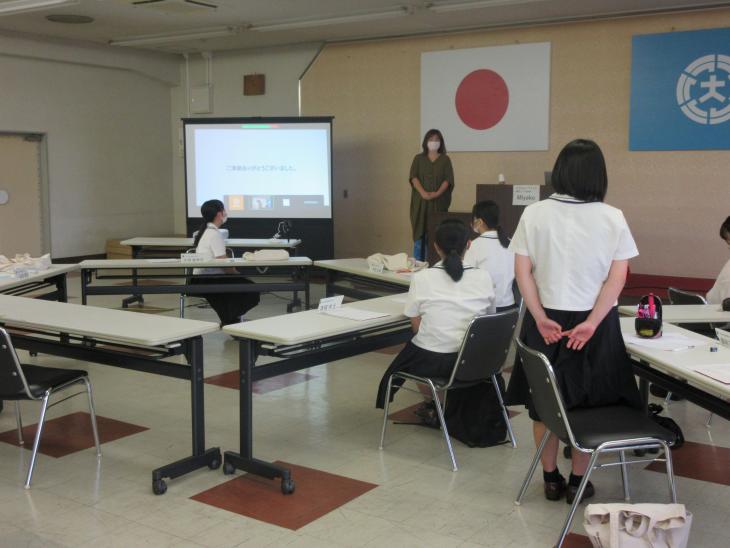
left=568, top=473, right=583, bottom=487
left=543, top=468, right=562, bottom=482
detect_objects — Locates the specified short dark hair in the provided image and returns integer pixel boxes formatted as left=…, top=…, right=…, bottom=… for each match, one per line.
left=421, top=129, right=446, bottom=155
left=721, top=216, right=730, bottom=240
left=472, top=200, right=510, bottom=248
left=551, top=139, right=607, bottom=202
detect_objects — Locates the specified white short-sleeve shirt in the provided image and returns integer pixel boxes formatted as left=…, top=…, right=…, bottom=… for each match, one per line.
left=509, top=194, right=639, bottom=311
left=464, top=231, right=515, bottom=308
left=193, top=223, right=226, bottom=275
left=707, top=258, right=730, bottom=304
left=405, top=263, right=496, bottom=353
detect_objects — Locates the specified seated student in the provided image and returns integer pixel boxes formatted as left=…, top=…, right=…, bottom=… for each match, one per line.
left=376, top=219, right=496, bottom=409
left=191, top=199, right=259, bottom=325
left=464, top=200, right=516, bottom=310
left=706, top=215, right=730, bottom=305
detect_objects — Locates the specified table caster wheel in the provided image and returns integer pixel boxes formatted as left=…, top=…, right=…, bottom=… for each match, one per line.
left=223, top=461, right=236, bottom=475
left=281, top=478, right=295, bottom=495
left=208, top=457, right=221, bottom=470
left=152, top=479, right=167, bottom=495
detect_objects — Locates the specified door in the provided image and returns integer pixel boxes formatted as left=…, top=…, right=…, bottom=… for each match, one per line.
left=0, top=134, right=44, bottom=257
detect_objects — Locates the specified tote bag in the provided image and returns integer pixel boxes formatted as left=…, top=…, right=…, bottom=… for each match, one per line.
left=584, top=503, right=692, bottom=548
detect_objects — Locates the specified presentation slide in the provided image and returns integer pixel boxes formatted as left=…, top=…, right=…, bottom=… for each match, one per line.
left=185, top=120, right=332, bottom=219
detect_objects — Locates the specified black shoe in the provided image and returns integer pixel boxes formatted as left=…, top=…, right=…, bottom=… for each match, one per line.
left=544, top=476, right=567, bottom=501
left=566, top=481, right=595, bottom=505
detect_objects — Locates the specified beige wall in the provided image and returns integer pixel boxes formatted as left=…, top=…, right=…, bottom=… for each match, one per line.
left=301, top=9, right=730, bottom=278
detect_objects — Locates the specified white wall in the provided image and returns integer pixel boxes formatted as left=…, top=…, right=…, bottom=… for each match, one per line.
left=0, top=33, right=179, bottom=258
left=170, top=43, right=322, bottom=233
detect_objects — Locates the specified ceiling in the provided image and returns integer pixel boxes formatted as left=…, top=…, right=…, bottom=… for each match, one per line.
left=0, top=0, right=728, bottom=54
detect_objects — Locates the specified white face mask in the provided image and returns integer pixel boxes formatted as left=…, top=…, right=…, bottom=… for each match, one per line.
left=427, top=140, right=441, bottom=152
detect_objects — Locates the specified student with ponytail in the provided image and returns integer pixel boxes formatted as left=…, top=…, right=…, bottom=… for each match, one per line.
left=376, top=219, right=495, bottom=409
left=190, top=199, right=259, bottom=325
left=464, top=200, right=516, bottom=310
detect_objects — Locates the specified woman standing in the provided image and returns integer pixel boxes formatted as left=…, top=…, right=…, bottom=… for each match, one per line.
left=506, top=139, right=642, bottom=504
left=409, top=129, right=454, bottom=261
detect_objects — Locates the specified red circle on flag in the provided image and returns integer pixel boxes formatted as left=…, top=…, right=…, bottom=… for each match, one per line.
left=455, top=69, right=509, bottom=130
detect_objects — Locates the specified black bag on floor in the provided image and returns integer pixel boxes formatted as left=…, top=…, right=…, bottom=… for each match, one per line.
left=648, top=403, right=685, bottom=449
left=444, top=374, right=509, bottom=448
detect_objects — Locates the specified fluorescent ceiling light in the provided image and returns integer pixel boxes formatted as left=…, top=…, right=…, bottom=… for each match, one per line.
left=0, top=0, right=78, bottom=15
left=109, top=25, right=241, bottom=47
left=429, top=0, right=547, bottom=13
left=252, top=8, right=410, bottom=32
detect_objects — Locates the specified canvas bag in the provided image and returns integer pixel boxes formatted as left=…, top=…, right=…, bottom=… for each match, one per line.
left=584, top=503, right=692, bottom=548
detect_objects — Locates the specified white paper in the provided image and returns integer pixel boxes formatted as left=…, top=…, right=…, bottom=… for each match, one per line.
left=513, top=185, right=540, bottom=206
left=317, top=295, right=344, bottom=312
left=148, top=259, right=179, bottom=263
left=623, top=332, right=707, bottom=352
left=695, top=365, right=730, bottom=384
left=323, top=308, right=390, bottom=321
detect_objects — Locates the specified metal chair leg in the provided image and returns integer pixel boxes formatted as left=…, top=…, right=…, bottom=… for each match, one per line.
left=619, top=450, right=630, bottom=502
left=515, top=429, right=550, bottom=505
left=427, top=379, right=457, bottom=472
left=14, top=401, right=24, bottom=445
left=379, top=375, right=394, bottom=449
left=492, top=375, right=516, bottom=448
left=556, top=450, right=600, bottom=548
left=84, top=378, right=102, bottom=458
left=664, top=392, right=673, bottom=406
left=706, top=413, right=714, bottom=428
left=25, top=393, right=50, bottom=489
left=661, top=440, right=677, bottom=502
left=179, top=295, right=185, bottom=318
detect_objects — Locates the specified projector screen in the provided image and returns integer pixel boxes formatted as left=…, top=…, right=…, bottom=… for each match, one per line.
left=185, top=118, right=332, bottom=219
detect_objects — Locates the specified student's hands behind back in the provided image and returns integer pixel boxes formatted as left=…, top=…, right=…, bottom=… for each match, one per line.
left=536, top=317, right=563, bottom=345
left=563, top=321, right=597, bottom=351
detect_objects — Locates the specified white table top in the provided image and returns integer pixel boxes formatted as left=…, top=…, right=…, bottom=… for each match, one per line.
left=314, top=258, right=412, bottom=287
left=0, top=295, right=219, bottom=347
left=80, top=257, right=312, bottom=269
left=0, top=264, right=78, bottom=293
left=121, top=237, right=301, bottom=249
left=223, top=294, right=409, bottom=345
left=620, top=317, right=730, bottom=401
left=619, top=304, right=730, bottom=324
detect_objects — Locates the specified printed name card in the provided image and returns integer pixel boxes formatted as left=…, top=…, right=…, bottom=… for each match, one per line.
left=512, top=185, right=540, bottom=206
left=317, top=295, right=344, bottom=312
left=181, top=253, right=208, bottom=263
left=368, top=263, right=384, bottom=274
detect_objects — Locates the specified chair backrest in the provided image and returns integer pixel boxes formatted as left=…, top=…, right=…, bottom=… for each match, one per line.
left=668, top=287, right=707, bottom=305
left=514, top=338, right=574, bottom=445
left=448, top=308, right=519, bottom=385
left=0, top=328, right=33, bottom=399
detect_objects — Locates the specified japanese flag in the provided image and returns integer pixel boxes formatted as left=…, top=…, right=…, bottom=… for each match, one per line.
left=421, top=42, right=551, bottom=151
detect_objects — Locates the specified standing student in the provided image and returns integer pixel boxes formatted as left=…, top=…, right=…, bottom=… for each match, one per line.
left=409, top=129, right=455, bottom=261
left=376, top=219, right=495, bottom=409
left=464, top=200, right=516, bottom=310
left=506, top=139, right=642, bottom=505
left=190, top=199, right=259, bottom=326
left=706, top=215, right=730, bottom=305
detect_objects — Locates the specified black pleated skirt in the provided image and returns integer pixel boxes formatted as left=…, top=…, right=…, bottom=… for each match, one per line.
left=375, top=341, right=457, bottom=409
left=505, top=306, right=641, bottom=421
left=190, top=275, right=260, bottom=326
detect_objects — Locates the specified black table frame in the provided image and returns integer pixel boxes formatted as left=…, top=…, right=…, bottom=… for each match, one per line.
left=223, top=321, right=412, bottom=494
left=0, top=271, right=68, bottom=302
left=2, top=324, right=221, bottom=495
left=323, top=269, right=407, bottom=301
left=81, top=264, right=310, bottom=313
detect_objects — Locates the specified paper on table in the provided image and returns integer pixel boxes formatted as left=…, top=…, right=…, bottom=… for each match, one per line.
left=323, top=308, right=391, bottom=321
left=695, top=365, right=730, bottom=384
left=148, top=259, right=179, bottom=263
left=623, top=332, right=707, bottom=351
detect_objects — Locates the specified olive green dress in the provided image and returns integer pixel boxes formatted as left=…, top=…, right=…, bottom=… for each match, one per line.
left=409, top=153, right=455, bottom=240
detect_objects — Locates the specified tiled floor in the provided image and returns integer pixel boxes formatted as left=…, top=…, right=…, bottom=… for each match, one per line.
left=0, top=274, right=728, bottom=546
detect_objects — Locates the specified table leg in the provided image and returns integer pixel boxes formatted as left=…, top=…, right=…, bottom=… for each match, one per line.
left=81, top=270, right=89, bottom=305
left=123, top=246, right=144, bottom=308
left=56, top=274, right=68, bottom=303
left=304, top=266, right=310, bottom=310
left=151, top=336, right=221, bottom=495
left=223, top=338, right=295, bottom=495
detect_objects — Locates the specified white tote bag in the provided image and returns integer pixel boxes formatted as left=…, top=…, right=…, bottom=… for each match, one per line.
left=584, top=503, right=692, bottom=548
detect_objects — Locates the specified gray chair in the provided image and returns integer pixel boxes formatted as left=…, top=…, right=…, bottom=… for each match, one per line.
left=514, top=338, right=678, bottom=548
left=0, top=328, right=101, bottom=488
left=379, top=308, right=519, bottom=471
left=179, top=247, right=234, bottom=317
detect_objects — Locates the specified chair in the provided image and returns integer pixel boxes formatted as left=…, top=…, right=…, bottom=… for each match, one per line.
left=0, top=328, right=101, bottom=488
left=379, top=308, right=519, bottom=471
left=513, top=338, right=678, bottom=548
left=179, top=247, right=234, bottom=318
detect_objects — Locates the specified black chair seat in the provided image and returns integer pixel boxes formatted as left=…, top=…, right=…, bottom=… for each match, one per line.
left=0, top=364, right=87, bottom=399
left=568, top=405, right=676, bottom=449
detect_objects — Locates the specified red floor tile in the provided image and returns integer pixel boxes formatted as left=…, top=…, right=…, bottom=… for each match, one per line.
left=563, top=533, right=593, bottom=547
left=388, top=402, right=519, bottom=425
left=191, top=461, right=377, bottom=530
left=646, top=440, right=730, bottom=486
left=0, top=411, right=148, bottom=458
left=204, top=371, right=317, bottom=394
